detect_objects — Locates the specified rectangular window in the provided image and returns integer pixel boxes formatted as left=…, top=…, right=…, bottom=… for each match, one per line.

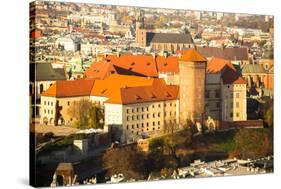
left=127, top=116, right=129, bottom=121
left=158, top=113, right=160, bottom=117
left=158, top=121, right=160, bottom=125
left=205, top=90, right=210, bottom=98
left=126, top=125, right=129, bottom=130
left=136, top=124, right=139, bottom=128
left=158, top=104, right=161, bottom=108
left=142, top=107, right=144, bottom=112
left=215, top=90, right=220, bottom=98
left=236, top=93, right=240, bottom=98
left=236, top=112, right=240, bottom=117
left=67, top=101, right=70, bottom=106
left=153, top=122, right=155, bottom=126
left=147, top=107, right=149, bottom=111
left=236, top=102, right=239, bottom=108
left=142, top=123, right=144, bottom=128
left=230, top=112, right=233, bottom=118
left=216, top=102, right=220, bottom=108
left=132, top=124, right=134, bottom=129
left=127, top=109, right=129, bottom=114
left=147, top=114, right=149, bottom=118
left=153, top=113, right=155, bottom=118
left=146, top=122, right=149, bottom=127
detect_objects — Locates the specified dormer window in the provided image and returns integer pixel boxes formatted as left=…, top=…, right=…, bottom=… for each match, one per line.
left=166, top=92, right=171, bottom=97
left=135, top=95, right=142, bottom=100
left=131, top=62, right=135, bottom=66
left=101, top=89, right=107, bottom=94
left=151, top=93, right=156, bottom=99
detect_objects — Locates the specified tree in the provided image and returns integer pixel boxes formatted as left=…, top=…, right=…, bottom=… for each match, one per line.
left=264, top=106, right=273, bottom=127
left=67, top=99, right=104, bottom=129
left=234, top=128, right=273, bottom=159
left=259, top=97, right=273, bottom=127
left=103, top=146, right=147, bottom=180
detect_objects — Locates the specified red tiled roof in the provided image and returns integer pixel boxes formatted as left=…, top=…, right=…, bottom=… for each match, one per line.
left=85, top=61, right=116, bottom=79
left=30, top=29, right=43, bottom=39
left=42, top=79, right=95, bottom=97
left=90, top=74, right=155, bottom=103
left=156, top=56, right=179, bottom=73
left=109, top=55, right=158, bottom=77
left=119, top=82, right=179, bottom=105
left=87, top=54, right=181, bottom=78
left=207, top=57, right=236, bottom=74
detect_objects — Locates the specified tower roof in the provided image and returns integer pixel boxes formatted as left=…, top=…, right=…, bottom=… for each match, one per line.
left=178, top=49, right=207, bottom=62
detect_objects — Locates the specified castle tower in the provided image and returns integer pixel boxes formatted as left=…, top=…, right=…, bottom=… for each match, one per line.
left=178, top=49, right=207, bottom=125
left=135, top=9, right=145, bottom=30
left=135, top=10, right=146, bottom=47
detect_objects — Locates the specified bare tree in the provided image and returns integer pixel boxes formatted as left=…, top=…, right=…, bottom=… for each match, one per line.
left=68, top=99, right=104, bottom=129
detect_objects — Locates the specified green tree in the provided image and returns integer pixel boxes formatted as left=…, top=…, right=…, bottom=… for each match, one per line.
left=234, top=128, right=273, bottom=159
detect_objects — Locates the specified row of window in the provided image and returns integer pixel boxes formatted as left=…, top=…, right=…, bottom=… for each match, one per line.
left=126, top=119, right=177, bottom=130
left=227, top=102, right=240, bottom=108
left=44, top=109, right=53, bottom=115
left=131, top=127, right=161, bottom=135
left=126, top=111, right=176, bottom=121
left=230, top=112, right=240, bottom=118
left=206, top=102, right=221, bottom=108
left=127, top=121, right=161, bottom=130
left=225, top=93, right=240, bottom=99
left=205, top=90, right=220, bottom=98
left=44, top=101, right=54, bottom=106
left=126, top=103, right=176, bottom=114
